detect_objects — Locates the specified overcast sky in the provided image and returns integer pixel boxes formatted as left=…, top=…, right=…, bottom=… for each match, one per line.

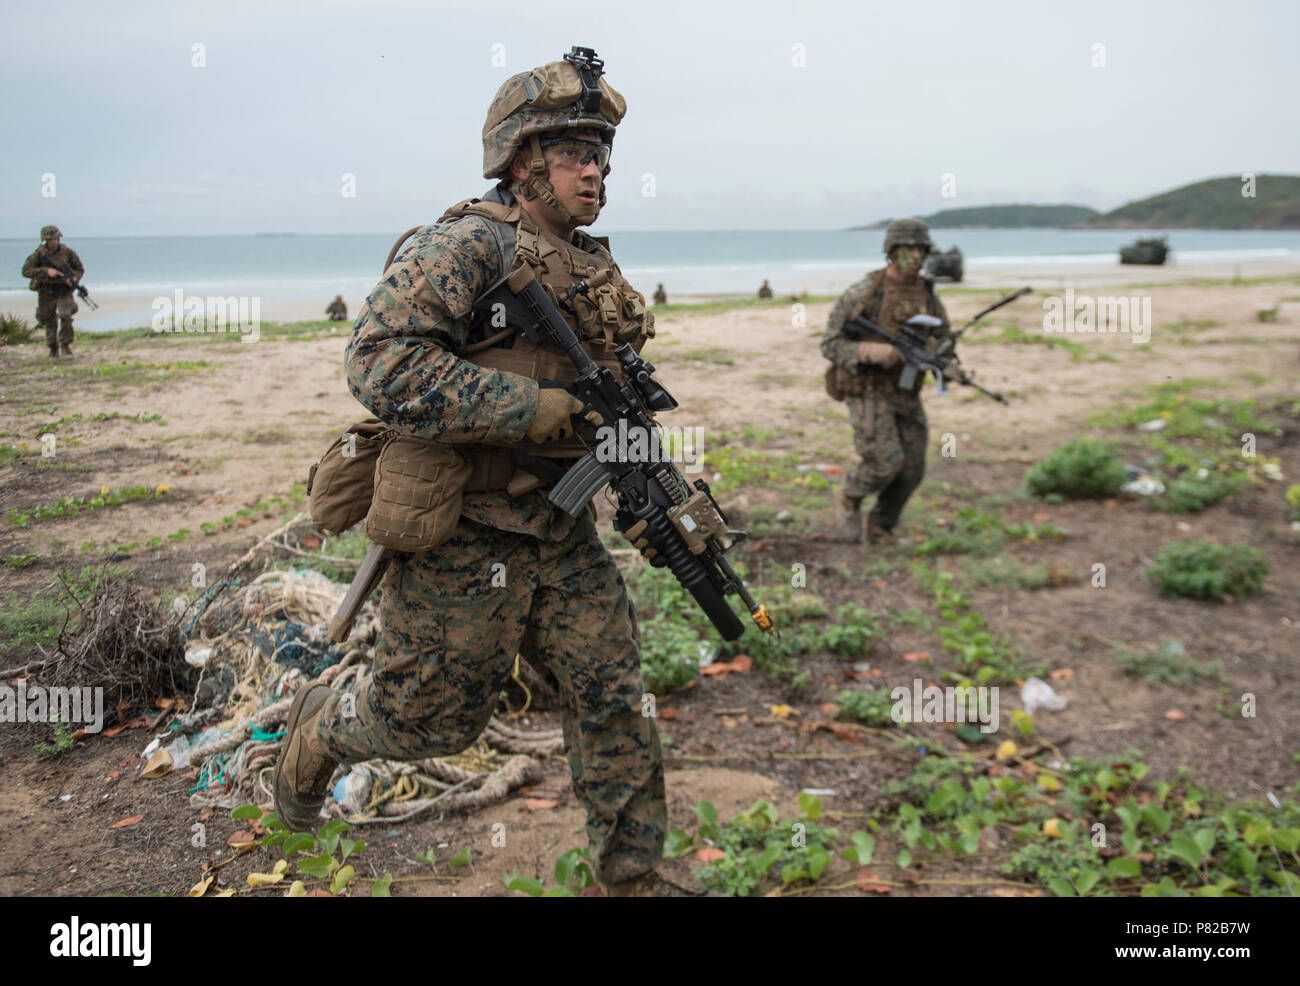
left=2, top=0, right=1295, bottom=236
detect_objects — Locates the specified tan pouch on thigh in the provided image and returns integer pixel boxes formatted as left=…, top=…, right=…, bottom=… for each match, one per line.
left=307, top=418, right=391, bottom=534
left=364, top=437, right=472, bottom=551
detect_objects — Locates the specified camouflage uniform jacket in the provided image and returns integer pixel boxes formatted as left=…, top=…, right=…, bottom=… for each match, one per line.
left=344, top=186, right=651, bottom=541
left=22, top=244, right=83, bottom=296
left=821, top=267, right=950, bottom=404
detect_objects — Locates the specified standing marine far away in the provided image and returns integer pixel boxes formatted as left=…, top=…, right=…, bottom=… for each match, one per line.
left=274, top=47, right=681, bottom=896
left=821, top=218, right=950, bottom=544
left=21, top=225, right=85, bottom=359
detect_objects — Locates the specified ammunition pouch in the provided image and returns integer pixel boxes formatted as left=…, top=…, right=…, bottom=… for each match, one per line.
left=307, top=418, right=392, bottom=534
left=364, top=436, right=472, bottom=551
left=825, top=364, right=868, bottom=402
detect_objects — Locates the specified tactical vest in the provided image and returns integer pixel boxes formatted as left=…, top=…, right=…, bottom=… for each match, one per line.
left=433, top=192, right=655, bottom=490
left=831, top=269, right=943, bottom=401
left=27, top=244, right=77, bottom=294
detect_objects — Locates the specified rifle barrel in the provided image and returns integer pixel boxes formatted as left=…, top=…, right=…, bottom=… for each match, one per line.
left=959, top=286, right=1032, bottom=333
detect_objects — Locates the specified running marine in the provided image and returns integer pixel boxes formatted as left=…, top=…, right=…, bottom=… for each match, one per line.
left=275, top=47, right=676, bottom=896
left=822, top=218, right=950, bottom=543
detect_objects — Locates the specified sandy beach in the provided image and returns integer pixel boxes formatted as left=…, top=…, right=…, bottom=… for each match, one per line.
left=5, top=254, right=1300, bottom=334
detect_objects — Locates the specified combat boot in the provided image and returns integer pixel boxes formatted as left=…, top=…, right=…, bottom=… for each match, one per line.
left=273, top=682, right=339, bottom=832
left=866, top=522, right=895, bottom=545
left=61, top=344, right=74, bottom=358
left=48, top=345, right=59, bottom=359
left=837, top=490, right=863, bottom=543
left=601, top=869, right=704, bottom=897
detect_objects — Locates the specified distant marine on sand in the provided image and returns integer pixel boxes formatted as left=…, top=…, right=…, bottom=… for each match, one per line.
left=924, top=246, right=963, bottom=282
left=1119, top=236, right=1170, bottom=266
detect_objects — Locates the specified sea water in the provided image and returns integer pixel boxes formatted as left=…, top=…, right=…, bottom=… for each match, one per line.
left=3, top=228, right=1298, bottom=331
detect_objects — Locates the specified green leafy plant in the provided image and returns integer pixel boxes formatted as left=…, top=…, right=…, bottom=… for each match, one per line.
left=817, top=604, right=882, bottom=657
left=1145, top=540, right=1269, bottom=600
left=1156, top=470, right=1245, bottom=514
left=35, top=717, right=78, bottom=758
left=880, top=749, right=1300, bottom=897
left=7, top=484, right=167, bottom=527
left=236, top=807, right=366, bottom=896
left=0, top=444, right=28, bottom=467
left=503, top=847, right=597, bottom=897
left=834, top=688, right=899, bottom=727
left=1114, top=637, right=1220, bottom=685
left=686, top=798, right=840, bottom=897
left=915, top=564, right=1041, bottom=686
left=1025, top=439, right=1126, bottom=500
left=914, top=506, right=1065, bottom=557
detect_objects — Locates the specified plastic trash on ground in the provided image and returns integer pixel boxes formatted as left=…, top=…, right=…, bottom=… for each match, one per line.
left=1021, top=677, right=1068, bottom=717
left=1122, top=474, right=1165, bottom=496
left=334, top=767, right=374, bottom=816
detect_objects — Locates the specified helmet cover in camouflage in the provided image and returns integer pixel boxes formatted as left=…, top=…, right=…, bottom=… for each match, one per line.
left=41, top=225, right=61, bottom=241
left=482, top=48, right=626, bottom=180
left=883, top=218, right=933, bottom=256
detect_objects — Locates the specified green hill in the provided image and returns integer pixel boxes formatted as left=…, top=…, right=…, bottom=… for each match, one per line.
left=1087, top=174, right=1300, bottom=229
left=923, top=204, right=1100, bottom=228
left=855, top=174, right=1300, bottom=230
left=853, top=204, right=1098, bottom=230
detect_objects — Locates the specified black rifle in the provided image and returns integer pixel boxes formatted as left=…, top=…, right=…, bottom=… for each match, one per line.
left=841, top=286, right=1031, bottom=405
left=470, top=266, right=774, bottom=642
left=37, top=252, right=98, bottom=310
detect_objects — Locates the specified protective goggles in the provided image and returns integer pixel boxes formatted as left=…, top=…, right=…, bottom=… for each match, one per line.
left=538, top=137, right=612, bottom=171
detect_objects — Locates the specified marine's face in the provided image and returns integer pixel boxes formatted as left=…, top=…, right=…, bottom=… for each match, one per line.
left=540, top=126, right=607, bottom=225
left=891, top=244, right=926, bottom=275
left=45, top=235, right=60, bottom=249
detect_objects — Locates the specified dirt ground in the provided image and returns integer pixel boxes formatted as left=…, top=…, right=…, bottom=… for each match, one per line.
left=1, top=273, right=1298, bottom=896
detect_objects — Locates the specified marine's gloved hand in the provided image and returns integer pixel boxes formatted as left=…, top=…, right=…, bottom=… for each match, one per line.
left=856, top=341, right=903, bottom=369
left=618, top=517, right=658, bottom=561
left=526, top=389, right=603, bottom=443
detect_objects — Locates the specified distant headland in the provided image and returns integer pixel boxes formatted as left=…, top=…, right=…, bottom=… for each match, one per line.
left=854, top=174, right=1300, bottom=230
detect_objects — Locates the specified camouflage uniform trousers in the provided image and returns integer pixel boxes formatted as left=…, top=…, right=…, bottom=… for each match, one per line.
left=843, top=392, right=928, bottom=531
left=313, top=510, right=666, bottom=884
left=35, top=290, right=77, bottom=349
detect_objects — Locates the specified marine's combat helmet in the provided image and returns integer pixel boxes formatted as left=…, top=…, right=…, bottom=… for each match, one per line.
left=40, top=225, right=61, bottom=241
left=482, top=46, right=626, bottom=222
left=882, top=218, right=934, bottom=256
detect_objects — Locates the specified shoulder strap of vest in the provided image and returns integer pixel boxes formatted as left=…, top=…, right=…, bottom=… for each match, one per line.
left=846, top=268, right=889, bottom=323
left=866, top=268, right=888, bottom=309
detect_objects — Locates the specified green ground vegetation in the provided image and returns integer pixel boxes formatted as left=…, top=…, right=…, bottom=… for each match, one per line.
left=1145, top=541, right=1269, bottom=600
left=1114, top=637, right=1220, bottom=686
left=1025, top=439, right=1127, bottom=500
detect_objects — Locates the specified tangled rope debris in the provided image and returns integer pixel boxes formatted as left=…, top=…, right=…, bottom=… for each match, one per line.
left=150, top=534, right=564, bottom=824
left=37, top=573, right=189, bottom=722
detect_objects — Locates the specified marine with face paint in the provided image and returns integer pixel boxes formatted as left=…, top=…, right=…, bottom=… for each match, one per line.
left=821, top=218, right=951, bottom=543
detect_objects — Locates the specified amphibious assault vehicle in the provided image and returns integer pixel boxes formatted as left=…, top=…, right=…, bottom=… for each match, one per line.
left=1119, top=236, right=1170, bottom=265
left=924, top=246, right=964, bottom=282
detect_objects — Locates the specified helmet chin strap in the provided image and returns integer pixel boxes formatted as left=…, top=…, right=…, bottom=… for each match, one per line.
left=513, top=134, right=602, bottom=229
